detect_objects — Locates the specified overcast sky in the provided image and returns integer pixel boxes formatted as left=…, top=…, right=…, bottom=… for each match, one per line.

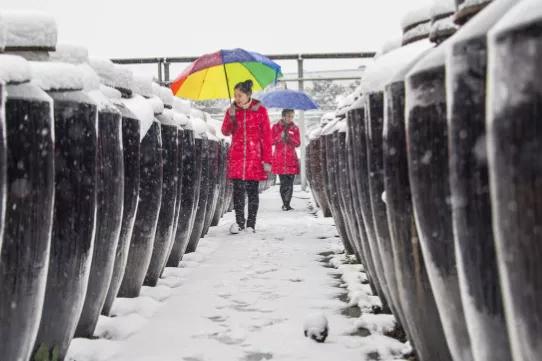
left=3, top=0, right=431, bottom=76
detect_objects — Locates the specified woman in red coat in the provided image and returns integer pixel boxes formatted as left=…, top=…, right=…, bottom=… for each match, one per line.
left=272, top=109, right=301, bottom=211
left=222, top=80, right=272, bottom=234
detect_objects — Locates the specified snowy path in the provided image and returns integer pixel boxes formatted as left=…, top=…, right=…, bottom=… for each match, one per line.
left=68, top=186, right=407, bottom=361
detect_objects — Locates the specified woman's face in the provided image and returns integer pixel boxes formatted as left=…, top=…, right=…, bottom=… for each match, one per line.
left=283, top=112, right=295, bottom=124
left=234, top=89, right=250, bottom=105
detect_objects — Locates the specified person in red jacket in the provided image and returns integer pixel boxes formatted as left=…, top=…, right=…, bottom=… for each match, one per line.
left=271, top=109, right=301, bottom=211
left=222, top=80, right=272, bottom=234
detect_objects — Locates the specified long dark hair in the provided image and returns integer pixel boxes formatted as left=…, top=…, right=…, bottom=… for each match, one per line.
left=234, top=80, right=253, bottom=97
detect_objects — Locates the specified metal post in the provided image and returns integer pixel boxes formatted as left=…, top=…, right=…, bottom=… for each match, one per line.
left=297, top=56, right=308, bottom=191
left=164, top=61, right=171, bottom=83
left=157, top=59, right=163, bottom=84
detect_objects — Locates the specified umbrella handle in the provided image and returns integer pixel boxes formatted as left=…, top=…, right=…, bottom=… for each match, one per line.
left=222, top=63, right=232, bottom=102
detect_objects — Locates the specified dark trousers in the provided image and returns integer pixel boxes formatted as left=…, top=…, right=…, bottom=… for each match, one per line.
left=279, top=175, right=295, bottom=207
left=233, top=180, right=259, bottom=229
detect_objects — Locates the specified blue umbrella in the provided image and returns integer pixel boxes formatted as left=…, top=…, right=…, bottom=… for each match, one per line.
left=259, top=89, right=319, bottom=110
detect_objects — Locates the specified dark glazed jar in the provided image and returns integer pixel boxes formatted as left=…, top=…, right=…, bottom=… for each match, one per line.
left=447, top=1, right=518, bottom=360
left=487, top=1, right=542, bottom=360
left=0, top=55, right=53, bottom=361
left=31, top=62, right=98, bottom=361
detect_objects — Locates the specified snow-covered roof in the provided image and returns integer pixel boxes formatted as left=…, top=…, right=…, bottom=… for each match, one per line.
left=0, top=54, right=31, bottom=84
left=89, top=58, right=134, bottom=93
left=132, top=74, right=154, bottom=98
left=361, top=39, right=433, bottom=94
left=30, top=61, right=85, bottom=91
left=3, top=11, right=57, bottom=50
left=49, top=44, right=89, bottom=64
left=121, top=94, right=155, bottom=141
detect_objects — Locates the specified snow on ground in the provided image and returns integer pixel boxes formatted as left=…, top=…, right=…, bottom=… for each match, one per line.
left=67, top=186, right=409, bottom=361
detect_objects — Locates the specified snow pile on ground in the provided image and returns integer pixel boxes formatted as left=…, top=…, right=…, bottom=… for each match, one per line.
left=3, top=11, right=57, bottom=49
left=30, top=61, right=85, bottom=91
left=303, top=313, right=329, bottom=343
left=66, top=187, right=410, bottom=361
left=0, top=54, right=31, bottom=83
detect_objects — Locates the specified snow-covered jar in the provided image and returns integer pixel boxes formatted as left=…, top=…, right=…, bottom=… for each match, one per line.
left=144, top=90, right=180, bottom=289
left=401, top=5, right=432, bottom=45
left=206, top=116, right=228, bottom=229
left=429, top=0, right=458, bottom=44
left=446, top=1, right=519, bottom=360
left=167, top=97, right=201, bottom=267
left=487, top=1, right=542, bottom=360
left=0, top=54, right=54, bottom=361
left=186, top=114, right=210, bottom=254
left=89, top=59, right=142, bottom=317
left=372, top=7, right=455, bottom=361
left=454, top=0, right=493, bottom=25
left=3, top=11, right=57, bottom=61
left=320, top=118, right=356, bottom=256
left=201, top=127, right=221, bottom=240
left=404, top=10, right=475, bottom=361
left=50, top=45, right=126, bottom=340
left=362, top=17, right=441, bottom=345
left=345, top=95, right=392, bottom=315
left=118, top=74, right=163, bottom=299
left=308, top=126, right=331, bottom=217
left=30, top=61, right=98, bottom=361
left=335, top=118, right=364, bottom=264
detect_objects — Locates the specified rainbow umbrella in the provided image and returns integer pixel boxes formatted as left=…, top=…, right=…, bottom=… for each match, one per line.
left=170, top=48, right=282, bottom=101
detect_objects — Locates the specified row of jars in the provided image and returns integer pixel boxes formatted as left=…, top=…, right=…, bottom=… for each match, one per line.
left=0, top=11, right=234, bottom=361
left=306, top=0, right=541, bottom=361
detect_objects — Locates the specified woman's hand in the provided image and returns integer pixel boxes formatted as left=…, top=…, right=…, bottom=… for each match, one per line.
left=263, top=163, right=272, bottom=173
left=281, top=130, right=289, bottom=142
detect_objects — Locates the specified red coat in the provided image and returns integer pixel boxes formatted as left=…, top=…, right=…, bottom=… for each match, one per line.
left=271, top=121, right=301, bottom=175
left=222, top=99, right=272, bottom=181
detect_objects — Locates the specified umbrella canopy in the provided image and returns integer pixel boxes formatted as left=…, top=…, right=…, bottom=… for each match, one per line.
left=259, top=89, right=319, bottom=110
left=171, top=48, right=282, bottom=101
